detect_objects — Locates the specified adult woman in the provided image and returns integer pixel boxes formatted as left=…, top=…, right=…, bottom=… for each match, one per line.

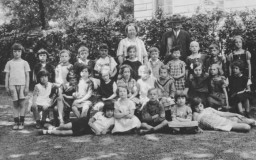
left=117, top=23, right=148, bottom=65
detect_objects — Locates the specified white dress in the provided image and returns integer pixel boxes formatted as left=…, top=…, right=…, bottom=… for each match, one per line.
left=112, top=99, right=141, bottom=133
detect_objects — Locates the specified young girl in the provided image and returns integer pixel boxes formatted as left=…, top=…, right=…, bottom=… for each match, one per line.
left=123, top=45, right=142, bottom=80
left=154, top=65, right=176, bottom=120
left=39, top=100, right=115, bottom=136
left=117, top=65, right=139, bottom=104
left=137, top=65, right=156, bottom=106
left=167, top=46, right=186, bottom=91
left=208, top=64, right=229, bottom=110
left=58, top=72, right=78, bottom=123
left=186, top=41, right=207, bottom=79
left=31, top=70, right=58, bottom=129
left=192, top=97, right=256, bottom=132
left=33, top=49, right=55, bottom=83
left=185, top=62, right=209, bottom=105
left=227, top=36, right=251, bottom=83
left=55, top=49, right=73, bottom=86
left=168, top=91, right=198, bottom=133
left=72, top=65, right=93, bottom=118
left=140, top=88, right=168, bottom=134
left=229, top=60, right=251, bottom=117
left=112, top=86, right=141, bottom=133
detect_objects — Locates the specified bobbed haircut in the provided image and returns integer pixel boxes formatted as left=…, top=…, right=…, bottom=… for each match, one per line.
left=209, top=43, right=220, bottom=50
left=159, top=65, right=170, bottom=74
left=59, top=49, right=71, bottom=57
left=102, top=100, right=115, bottom=113
left=190, top=97, right=204, bottom=112
left=37, top=48, right=49, bottom=58
left=78, top=46, right=89, bottom=53
left=127, top=45, right=137, bottom=53
left=170, top=45, right=181, bottom=53
left=231, top=59, right=245, bottom=71
left=11, top=43, right=25, bottom=53
left=174, top=90, right=187, bottom=102
left=37, top=70, right=49, bottom=82
left=66, top=71, right=79, bottom=82
left=148, top=47, right=160, bottom=54
left=99, top=43, right=109, bottom=50
left=116, top=86, right=130, bottom=97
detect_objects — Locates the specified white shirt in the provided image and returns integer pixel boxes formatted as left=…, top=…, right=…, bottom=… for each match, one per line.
left=92, top=112, right=115, bottom=133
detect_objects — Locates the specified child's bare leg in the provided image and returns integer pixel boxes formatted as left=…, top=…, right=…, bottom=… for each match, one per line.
left=81, top=105, right=89, bottom=117
left=19, top=99, right=27, bottom=117
left=41, top=106, right=49, bottom=122
left=141, top=123, right=153, bottom=130
left=57, top=98, right=64, bottom=124
left=55, top=122, right=72, bottom=130
left=72, top=106, right=81, bottom=118
left=237, top=102, right=243, bottom=114
left=31, top=105, right=40, bottom=121
left=50, top=130, right=73, bottom=136
left=231, top=122, right=251, bottom=132
left=243, top=99, right=250, bottom=118
left=153, top=120, right=168, bottom=131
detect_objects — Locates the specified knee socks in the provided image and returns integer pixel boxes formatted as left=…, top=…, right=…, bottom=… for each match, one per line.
left=19, top=116, right=25, bottom=124
left=14, top=117, right=19, bottom=124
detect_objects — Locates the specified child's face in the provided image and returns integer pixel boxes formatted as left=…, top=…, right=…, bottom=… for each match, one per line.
left=140, top=68, right=150, bottom=80
left=69, top=78, right=78, bottom=86
left=190, top=43, right=199, bottom=53
left=232, top=66, right=241, bottom=75
left=119, top=87, right=128, bottom=99
left=234, top=38, right=243, bottom=49
left=39, top=54, right=47, bottom=63
left=102, top=72, right=110, bottom=82
left=60, top=52, right=70, bottom=64
left=105, top=109, right=114, bottom=118
left=148, top=90, right=158, bottom=101
left=80, top=68, right=90, bottom=78
left=193, top=66, right=202, bottom=77
left=150, top=51, right=159, bottom=60
left=79, top=50, right=89, bottom=60
left=128, top=48, right=136, bottom=59
left=159, top=69, right=168, bottom=79
left=40, top=76, right=48, bottom=85
left=209, top=65, right=218, bottom=76
left=172, top=50, right=181, bottom=59
left=13, top=50, right=22, bottom=59
left=210, top=48, right=219, bottom=57
left=100, top=49, right=108, bottom=58
left=176, top=97, right=186, bottom=106
left=194, top=103, right=204, bottom=113
left=123, top=68, right=131, bottom=79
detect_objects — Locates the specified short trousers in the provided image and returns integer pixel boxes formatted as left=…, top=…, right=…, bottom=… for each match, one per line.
left=72, top=117, right=93, bottom=136
left=9, top=85, right=25, bottom=101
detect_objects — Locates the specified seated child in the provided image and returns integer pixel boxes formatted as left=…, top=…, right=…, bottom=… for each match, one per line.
left=168, top=91, right=199, bottom=133
left=123, top=45, right=142, bottom=80
left=112, top=86, right=141, bottom=134
left=192, top=97, right=256, bottom=132
left=154, top=65, right=176, bottom=120
left=137, top=65, right=156, bottom=106
left=72, top=65, right=93, bottom=118
left=31, top=70, right=59, bottom=129
left=94, top=43, right=117, bottom=78
left=58, top=72, right=78, bottom=123
left=39, top=100, right=115, bottom=136
left=229, top=60, right=251, bottom=117
left=148, top=47, right=164, bottom=79
left=140, top=88, right=168, bottom=134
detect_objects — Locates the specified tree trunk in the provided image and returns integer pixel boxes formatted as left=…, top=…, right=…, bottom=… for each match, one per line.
left=38, top=0, right=46, bottom=29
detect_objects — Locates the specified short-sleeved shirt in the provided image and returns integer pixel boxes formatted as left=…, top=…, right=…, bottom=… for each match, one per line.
left=171, top=105, right=192, bottom=120
left=94, top=56, right=117, bottom=73
left=92, top=112, right=115, bottom=133
left=4, top=59, right=31, bottom=85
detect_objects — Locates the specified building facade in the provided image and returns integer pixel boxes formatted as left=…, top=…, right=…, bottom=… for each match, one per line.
left=134, top=0, right=256, bottom=20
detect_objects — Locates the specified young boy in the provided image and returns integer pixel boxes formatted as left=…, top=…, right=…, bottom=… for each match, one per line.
left=31, top=70, right=59, bottom=129
left=33, top=49, right=55, bottom=84
left=140, top=88, right=168, bottom=134
left=4, top=43, right=31, bottom=130
left=148, top=47, right=164, bottom=78
left=39, top=100, right=115, bottom=136
left=205, top=43, right=226, bottom=75
left=94, top=43, right=117, bottom=78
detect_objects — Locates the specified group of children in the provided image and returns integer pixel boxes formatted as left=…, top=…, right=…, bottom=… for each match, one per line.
left=4, top=35, right=256, bottom=136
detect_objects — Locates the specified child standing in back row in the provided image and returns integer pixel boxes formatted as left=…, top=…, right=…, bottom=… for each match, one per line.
left=148, top=47, right=164, bottom=79
left=167, top=46, right=186, bottom=91
left=4, top=43, right=31, bottom=130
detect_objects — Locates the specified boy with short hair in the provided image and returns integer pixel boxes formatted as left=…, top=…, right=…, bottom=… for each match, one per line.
left=94, top=43, right=117, bottom=78
left=4, top=43, right=31, bottom=130
left=148, top=47, right=164, bottom=78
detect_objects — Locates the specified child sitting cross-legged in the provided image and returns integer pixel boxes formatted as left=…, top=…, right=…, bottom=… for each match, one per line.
left=140, top=88, right=168, bottom=134
left=39, top=100, right=115, bottom=136
left=192, top=97, right=256, bottom=132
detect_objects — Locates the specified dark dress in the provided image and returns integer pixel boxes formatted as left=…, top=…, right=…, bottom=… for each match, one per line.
left=229, top=75, right=250, bottom=104
left=186, top=74, right=209, bottom=105
left=98, top=79, right=115, bottom=99
left=205, top=56, right=227, bottom=76
left=71, top=117, right=93, bottom=136
left=123, top=60, right=142, bottom=80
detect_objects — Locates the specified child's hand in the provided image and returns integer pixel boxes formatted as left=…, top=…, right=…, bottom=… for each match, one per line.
left=101, top=130, right=108, bottom=135
left=24, top=87, right=29, bottom=96
left=95, top=131, right=101, bottom=136
left=152, top=114, right=159, bottom=119
left=102, top=98, right=108, bottom=101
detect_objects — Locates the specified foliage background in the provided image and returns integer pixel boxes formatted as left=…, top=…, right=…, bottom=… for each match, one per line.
left=1, top=0, right=256, bottom=84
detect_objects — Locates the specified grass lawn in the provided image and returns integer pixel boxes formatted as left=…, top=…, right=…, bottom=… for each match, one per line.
left=1, top=88, right=256, bottom=160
